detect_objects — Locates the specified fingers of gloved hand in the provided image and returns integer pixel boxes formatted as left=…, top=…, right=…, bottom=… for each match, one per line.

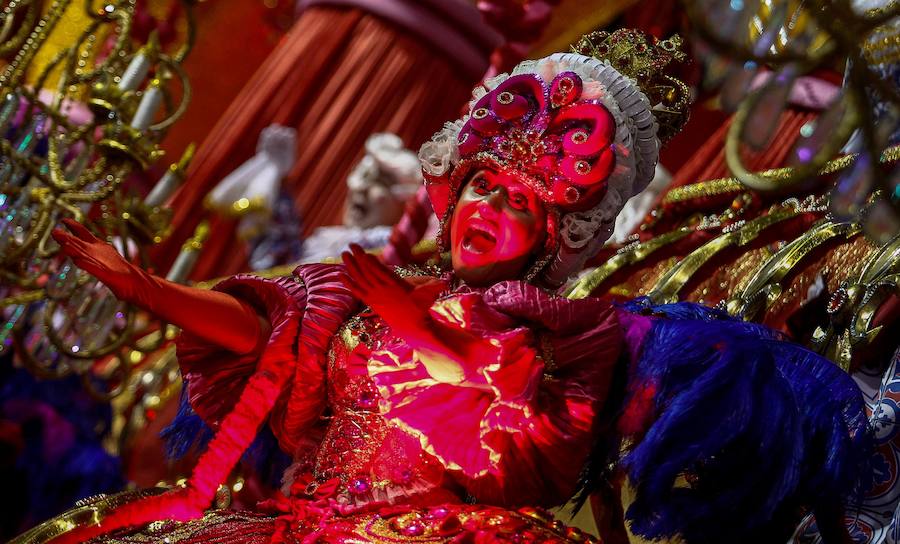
left=65, top=237, right=106, bottom=266
left=341, top=250, right=373, bottom=294
left=53, top=229, right=90, bottom=258
left=343, top=245, right=371, bottom=275
left=75, top=253, right=109, bottom=275
left=345, top=245, right=392, bottom=293
left=362, top=255, right=401, bottom=288
left=50, top=225, right=68, bottom=241
left=349, top=244, right=388, bottom=275
left=340, top=249, right=357, bottom=277
left=345, top=245, right=374, bottom=280
left=51, top=227, right=76, bottom=249
left=346, top=280, right=371, bottom=303
left=348, top=243, right=366, bottom=257
left=60, top=217, right=97, bottom=241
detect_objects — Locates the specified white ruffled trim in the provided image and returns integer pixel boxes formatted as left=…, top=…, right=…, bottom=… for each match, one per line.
left=417, top=119, right=464, bottom=178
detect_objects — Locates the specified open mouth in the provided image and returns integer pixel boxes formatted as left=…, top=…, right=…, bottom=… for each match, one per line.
left=462, top=221, right=497, bottom=253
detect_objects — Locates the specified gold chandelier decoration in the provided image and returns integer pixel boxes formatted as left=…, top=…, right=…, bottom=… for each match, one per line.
left=0, top=0, right=200, bottom=402
left=684, top=0, right=900, bottom=242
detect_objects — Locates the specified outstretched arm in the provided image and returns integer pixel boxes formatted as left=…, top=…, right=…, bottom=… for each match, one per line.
left=52, top=219, right=269, bottom=355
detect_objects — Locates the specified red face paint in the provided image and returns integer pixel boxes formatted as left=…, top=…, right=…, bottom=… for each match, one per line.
left=450, top=168, right=547, bottom=286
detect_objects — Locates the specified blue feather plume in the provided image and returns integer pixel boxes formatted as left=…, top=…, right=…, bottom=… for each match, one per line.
left=618, top=299, right=871, bottom=543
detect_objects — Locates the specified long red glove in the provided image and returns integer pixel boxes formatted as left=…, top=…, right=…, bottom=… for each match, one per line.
left=48, top=309, right=301, bottom=544
left=52, top=218, right=267, bottom=355
left=48, top=486, right=207, bottom=544
left=341, top=244, right=498, bottom=384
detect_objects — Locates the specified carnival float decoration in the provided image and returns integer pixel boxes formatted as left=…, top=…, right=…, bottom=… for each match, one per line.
left=0, top=0, right=200, bottom=453
left=569, top=0, right=900, bottom=369
left=686, top=0, right=899, bottom=239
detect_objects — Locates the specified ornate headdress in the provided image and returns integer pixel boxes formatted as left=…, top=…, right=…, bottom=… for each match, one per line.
left=419, top=29, right=690, bottom=285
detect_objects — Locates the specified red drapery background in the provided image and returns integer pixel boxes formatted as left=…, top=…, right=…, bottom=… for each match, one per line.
left=152, top=6, right=485, bottom=280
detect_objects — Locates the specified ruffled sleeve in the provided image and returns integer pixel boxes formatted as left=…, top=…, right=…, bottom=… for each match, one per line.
left=176, top=263, right=358, bottom=454
left=368, top=280, right=623, bottom=507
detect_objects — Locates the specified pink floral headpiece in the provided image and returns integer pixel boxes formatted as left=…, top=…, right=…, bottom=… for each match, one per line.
left=455, top=71, right=618, bottom=211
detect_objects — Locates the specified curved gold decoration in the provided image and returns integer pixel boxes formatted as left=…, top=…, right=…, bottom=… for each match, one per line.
left=727, top=220, right=862, bottom=320
left=663, top=144, right=900, bottom=204
left=811, top=231, right=900, bottom=369
left=564, top=228, right=693, bottom=299
left=0, top=0, right=198, bottom=401
left=749, top=0, right=832, bottom=57
left=684, top=0, right=900, bottom=225
left=724, top=86, right=861, bottom=192
left=647, top=206, right=801, bottom=304
left=9, top=488, right=168, bottom=544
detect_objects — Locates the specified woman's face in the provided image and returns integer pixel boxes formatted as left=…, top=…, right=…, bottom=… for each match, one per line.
left=450, top=168, right=547, bottom=286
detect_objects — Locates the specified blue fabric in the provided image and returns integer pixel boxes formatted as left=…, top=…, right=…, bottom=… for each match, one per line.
left=159, top=387, right=214, bottom=460
left=619, top=299, right=871, bottom=543
left=161, top=390, right=291, bottom=488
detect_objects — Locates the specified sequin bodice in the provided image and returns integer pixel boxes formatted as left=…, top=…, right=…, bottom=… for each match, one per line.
left=179, top=269, right=618, bottom=511
left=309, top=309, right=459, bottom=507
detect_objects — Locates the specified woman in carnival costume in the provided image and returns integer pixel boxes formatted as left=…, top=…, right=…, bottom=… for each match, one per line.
left=40, top=30, right=869, bottom=544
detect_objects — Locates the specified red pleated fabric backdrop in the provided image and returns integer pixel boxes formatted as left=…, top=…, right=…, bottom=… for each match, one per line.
left=152, top=6, right=481, bottom=281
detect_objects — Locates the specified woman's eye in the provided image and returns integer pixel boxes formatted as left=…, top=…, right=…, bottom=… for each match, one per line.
left=472, top=179, right=490, bottom=194
left=510, top=194, right=528, bottom=210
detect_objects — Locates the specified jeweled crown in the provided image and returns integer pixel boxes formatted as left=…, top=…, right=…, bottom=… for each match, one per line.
left=572, top=29, right=691, bottom=143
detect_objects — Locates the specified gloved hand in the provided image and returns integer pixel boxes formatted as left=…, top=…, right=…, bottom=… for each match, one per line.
left=52, top=218, right=268, bottom=355
left=52, top=218, right=147, bottom=302
left=341, top=244, right=498, bottom=383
